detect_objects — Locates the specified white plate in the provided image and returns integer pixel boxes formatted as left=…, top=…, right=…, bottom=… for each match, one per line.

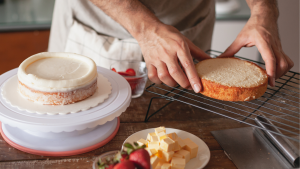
left=124, top=128, right=210, bottom=169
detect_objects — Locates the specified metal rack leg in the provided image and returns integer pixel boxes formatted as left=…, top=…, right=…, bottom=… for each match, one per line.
left=144, top=84, right=188, bottom=122
left=144, top=97, right=175, bottom=122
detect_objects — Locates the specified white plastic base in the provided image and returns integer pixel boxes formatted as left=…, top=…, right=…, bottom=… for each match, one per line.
left=2, top=118, right=118, bottom=152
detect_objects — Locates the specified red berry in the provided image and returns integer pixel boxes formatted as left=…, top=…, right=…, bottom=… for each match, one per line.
left=111, top=68, right=117, bottom=72
left=129, top=149, right=151, bottom=169
left=113, top=160, right=136, bottom=169
left=129, top=83, right=138, bottom=91
left=118, top=72, right=131, bottom=76
left=120, top=154, right=129, bottom=162
left=126, top=68, right=136, bottom=76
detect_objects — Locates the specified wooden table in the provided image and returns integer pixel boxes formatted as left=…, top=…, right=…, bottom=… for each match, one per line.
left=0, top=30, right=242, bottom=169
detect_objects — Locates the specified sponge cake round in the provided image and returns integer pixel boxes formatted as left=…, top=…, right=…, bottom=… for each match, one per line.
left=196, top=58, right=268, bottom=101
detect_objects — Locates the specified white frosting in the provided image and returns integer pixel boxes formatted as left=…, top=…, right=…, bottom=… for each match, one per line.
left=18, top=52, right=97, bottom=92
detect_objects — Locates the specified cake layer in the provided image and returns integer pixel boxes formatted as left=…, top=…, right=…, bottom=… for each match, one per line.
left=18, top=79, right=97, bottom=105
left=196, top=58, right=267, bottom=88
left=196, top=58, right=268, bottom=101
left=18, top=52, right=97, bottom=92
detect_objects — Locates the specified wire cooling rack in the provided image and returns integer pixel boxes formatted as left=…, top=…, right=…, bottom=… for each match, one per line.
left=144, top=50, right=300, bottom=142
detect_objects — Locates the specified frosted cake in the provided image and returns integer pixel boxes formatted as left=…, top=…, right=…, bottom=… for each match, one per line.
left=18, top=52, right=98, bottom=105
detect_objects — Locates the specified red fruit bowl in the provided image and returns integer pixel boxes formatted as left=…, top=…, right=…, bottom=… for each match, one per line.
left=110, top=61, right=147, bottom=98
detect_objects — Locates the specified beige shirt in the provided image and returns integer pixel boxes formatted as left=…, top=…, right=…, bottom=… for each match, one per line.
left=48, top=0, right=215, bottom=67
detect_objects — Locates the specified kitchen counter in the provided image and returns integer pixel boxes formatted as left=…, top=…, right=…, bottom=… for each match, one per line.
left=0, top=79, right=243, bottom=168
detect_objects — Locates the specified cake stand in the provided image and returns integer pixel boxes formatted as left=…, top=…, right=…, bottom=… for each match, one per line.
left=0, top=67, right=131, bottom=156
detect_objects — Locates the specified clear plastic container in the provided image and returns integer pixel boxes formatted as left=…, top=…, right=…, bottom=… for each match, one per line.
left=110, top=61, right=148, bottom=98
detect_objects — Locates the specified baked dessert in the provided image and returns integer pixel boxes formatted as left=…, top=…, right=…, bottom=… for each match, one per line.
left=196, top=58, right=268, bottom=101
left=18, top=52, right=98, bottom=105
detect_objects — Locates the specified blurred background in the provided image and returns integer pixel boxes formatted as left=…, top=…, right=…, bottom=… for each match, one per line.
left=0, top=0, right=299, bottom=75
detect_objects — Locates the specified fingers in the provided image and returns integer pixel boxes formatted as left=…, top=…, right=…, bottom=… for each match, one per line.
left=177, top=41, right=202, bottom=93
left=284, top=54, right=294, bottom=74
left=184, top=37, right=211, bottom=61
left=274, top=52, right=294, bottom=79
left=147, top=64, right=161, bottom=84
left=273, top=48, right=288, bottom=79
left=156, top=62, right=177, bottom=87
left=256, top=39, right=276, bottom=87
left=164, top=60, right=191, bottom=89
left=218, top=36, right=244, bottom=58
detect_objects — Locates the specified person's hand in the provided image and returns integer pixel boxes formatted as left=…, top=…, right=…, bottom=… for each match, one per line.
left=219, top=15, right=294, bottom=87
left=137, top=23, right=211, bottom=92
left=89, top=0, right=211, bottom=92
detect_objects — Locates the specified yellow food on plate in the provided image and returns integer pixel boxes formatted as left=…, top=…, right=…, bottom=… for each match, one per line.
left=176, top=149, right=190, bottom=163
left=151, top=156, right=160, bottom=168
left=160, top=137, right=175, bottom=152
left=158, top=149, right=174, bottom=162
left=183, top=138, right=199, bottom=159
left=135, top=126, right=199, bottom=169
left=148, top=141, right=160, bottom=150
left=161, top=163, right=171, bottom=169
left=137, top=138, right=148, bottom=147
left=155, top=126, right=166, bottom=134
left=176, top=137, right=187, bottom=149
left=147, top=132, right=156, bottom=141
left=145, top=148, right=157, bottom=156
left=171, top=157, right=186, bottom=169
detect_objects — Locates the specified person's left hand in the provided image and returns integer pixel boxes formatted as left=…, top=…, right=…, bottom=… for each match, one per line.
left=219, top=15, right=294, bottom=87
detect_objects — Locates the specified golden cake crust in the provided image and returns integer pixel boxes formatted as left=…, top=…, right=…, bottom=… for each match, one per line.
left=200, top=78, right=268, bottom=101
left=196, top=58, right=268, bottom=101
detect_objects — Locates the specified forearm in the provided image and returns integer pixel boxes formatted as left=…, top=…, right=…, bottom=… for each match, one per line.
left=246, top=0, right=279, bottom=19
left=89, top=0, right=162, bottom=41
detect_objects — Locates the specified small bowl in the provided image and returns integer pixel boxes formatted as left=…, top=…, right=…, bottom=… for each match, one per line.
left=110, top=61, right=148, bottom=98
left=92, top=150, right=119, bottom=169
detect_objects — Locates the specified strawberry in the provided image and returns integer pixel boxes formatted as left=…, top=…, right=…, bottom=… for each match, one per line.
left=129, top=83, right=138, bottom=92
left=111, top=68, right=117, bottom=72
left=113, top=160, right=136, bottom=169
left=129, top=149, right=151, bottom=169
left=126, top=68, right=136, bottom=76
left=120, top=153, right=129, bottom=162
left=118, top=72, right=131, bottom=76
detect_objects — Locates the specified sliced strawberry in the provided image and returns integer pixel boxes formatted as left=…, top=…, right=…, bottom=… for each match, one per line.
left=113, top=160, right=135, bottom=169
left=118, top=72, right=131, bottom=76
left=126, top=68, right=136, bottom=76
left=111, top=68, right=117, bottom=72
left=130, top=83, right=138, bottom=92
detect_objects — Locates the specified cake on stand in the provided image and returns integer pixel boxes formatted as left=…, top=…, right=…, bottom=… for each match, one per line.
left=0, top=67, right=131, bottom=156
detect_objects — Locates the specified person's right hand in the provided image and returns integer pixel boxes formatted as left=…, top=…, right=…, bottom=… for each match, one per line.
left=137, top=23, right=211, bottom=93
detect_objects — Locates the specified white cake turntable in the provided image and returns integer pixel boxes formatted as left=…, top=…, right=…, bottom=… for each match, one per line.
left=0, top=67, right=131, bottom=156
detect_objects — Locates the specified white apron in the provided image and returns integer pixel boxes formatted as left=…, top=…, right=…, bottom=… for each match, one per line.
left=48, top=0, right=215, bottom=69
